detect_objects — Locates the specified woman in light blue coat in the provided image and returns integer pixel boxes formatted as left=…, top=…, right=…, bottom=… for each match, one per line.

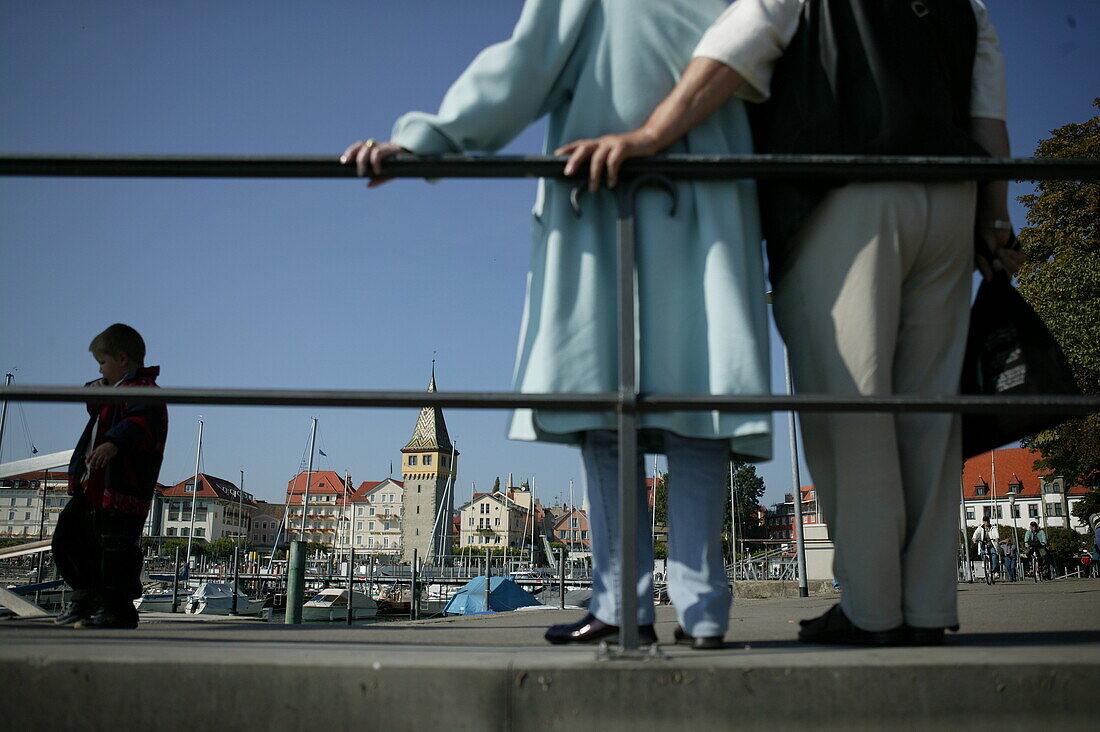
left=343, top=0, right=771, bottom=648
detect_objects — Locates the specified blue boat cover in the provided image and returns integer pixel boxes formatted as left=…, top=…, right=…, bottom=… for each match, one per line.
left=443, top=576, right=542, bottom=615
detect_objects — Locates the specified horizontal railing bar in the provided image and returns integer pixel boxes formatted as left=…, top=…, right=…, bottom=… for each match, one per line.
left=2, top=386, right=1097, bottom=414
left=1, top=154, right=1097, bottom=181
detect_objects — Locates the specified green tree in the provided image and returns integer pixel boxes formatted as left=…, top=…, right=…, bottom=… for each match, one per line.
left=651, top=462, right=768, bottom=557
left=722, top=461, right=769, bottom=550
left=1017, top=99, right=1100, bottom=490
left=1071, top=490, right=1100, bottom=529
left=161, top=538, right=204, bottom=558
left=205, top=537, right=254, bottom=560
left=1046, top=527, right=1087, bottom=570
left=493, top=477, right=501, bottom=492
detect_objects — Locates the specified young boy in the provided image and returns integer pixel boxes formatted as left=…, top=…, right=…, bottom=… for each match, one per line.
left=52, top=323, right=168, bottom=628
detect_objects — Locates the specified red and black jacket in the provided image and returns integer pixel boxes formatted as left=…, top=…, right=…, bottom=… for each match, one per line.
left=68, top=366, right=168, bottom=516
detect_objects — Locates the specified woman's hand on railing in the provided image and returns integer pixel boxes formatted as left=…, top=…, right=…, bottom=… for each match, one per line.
left=555, top=128, right=661, bottom=192
left=340, top=140, right=409, bottom=187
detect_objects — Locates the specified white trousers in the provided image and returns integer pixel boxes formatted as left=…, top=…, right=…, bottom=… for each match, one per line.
left=773, top=181, right=975, bottom=632
left=582, top=430, right=730, bottom=636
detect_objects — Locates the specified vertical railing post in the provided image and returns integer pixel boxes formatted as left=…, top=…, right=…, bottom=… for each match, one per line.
left=285, top=540, right=305, bottom=624
left=783, top=345, right=810, bottom=598
left=171, top=546, right=181, bottom=613
left=558, top=549, right=566, bottom=610
left=614, top=182, right=641, bottom=654
left=346, top=549, right=355, bottom=625
left=410, top=548, right=418, bottom=621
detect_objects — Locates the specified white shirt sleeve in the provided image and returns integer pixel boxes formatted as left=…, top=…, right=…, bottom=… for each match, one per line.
left=692, top=0, right=804, bottom=104
left=968, top=0, right=1008, bottom=120
left=694, top=0, right=1007, bottom=119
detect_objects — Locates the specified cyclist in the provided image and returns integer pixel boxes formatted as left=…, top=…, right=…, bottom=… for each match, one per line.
left=1024, top=521, right=1049, bottom=579
left=972, top=516, right=1000, bottom=580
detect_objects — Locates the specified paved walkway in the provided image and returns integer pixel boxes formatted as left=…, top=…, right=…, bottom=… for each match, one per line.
left=3, top=580, right=1098, bottom=730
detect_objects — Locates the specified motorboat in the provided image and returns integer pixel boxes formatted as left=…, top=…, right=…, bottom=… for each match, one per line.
left=302, top=588, right=378, bottom=622
left=134, top=588, right=191, bottom=613
left=184, top=582, right=265, bottom=616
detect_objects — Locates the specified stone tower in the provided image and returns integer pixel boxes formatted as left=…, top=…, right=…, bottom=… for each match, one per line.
left=400, top=366, right=459, bottom=564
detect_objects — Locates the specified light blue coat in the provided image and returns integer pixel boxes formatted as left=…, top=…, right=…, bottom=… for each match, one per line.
left=392, top=0, right=771, bottom=460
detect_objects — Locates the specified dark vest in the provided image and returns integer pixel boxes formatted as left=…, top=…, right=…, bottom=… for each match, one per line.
left=750, top=0, right=985, bottom=279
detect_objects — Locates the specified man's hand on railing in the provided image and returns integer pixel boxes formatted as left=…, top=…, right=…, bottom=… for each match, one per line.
left=340, top=140, right=409, bottom=187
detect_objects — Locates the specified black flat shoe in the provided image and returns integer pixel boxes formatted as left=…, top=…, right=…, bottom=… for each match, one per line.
left=544, top=613, right=657, bottom=645
left=673, top=625, right=724, bottom=650
left=797, top=604, right=904, bottom=646
left=905, top=624, right=959, bottom=646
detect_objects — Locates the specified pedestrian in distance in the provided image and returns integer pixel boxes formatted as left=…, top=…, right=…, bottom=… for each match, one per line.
left=557, top=0, right=1022, bottom=646
left=342, top=0, right=774, bottom=650
left=1001, top=538, right=1017, bottom=582
left=52, top=324, right=169, bottom=629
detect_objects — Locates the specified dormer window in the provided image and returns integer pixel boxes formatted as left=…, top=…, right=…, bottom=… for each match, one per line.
left=974, top=481, right=988, bottom=497
left=1008, top=481, right=1022, bottom=495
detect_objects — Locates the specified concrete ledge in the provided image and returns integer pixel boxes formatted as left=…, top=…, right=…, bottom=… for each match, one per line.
left=4, top=645, right=1096, bottom=731
left=5, top=581, right=1098, bottom=730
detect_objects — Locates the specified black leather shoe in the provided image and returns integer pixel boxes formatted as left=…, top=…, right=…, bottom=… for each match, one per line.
left=797, top=604, right=904, bottom=646
left=673, top=625, right=724, bottom=650
left=905, top=624, right=959, bottom=646
left=544, top=613, right=657, bottom=645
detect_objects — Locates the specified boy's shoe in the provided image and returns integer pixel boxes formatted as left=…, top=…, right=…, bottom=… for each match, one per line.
left=55, top=600, right=95, bottom=626
left=797, top=604, right=904, bottom=646
left=74, top=608, right=139, bottom=630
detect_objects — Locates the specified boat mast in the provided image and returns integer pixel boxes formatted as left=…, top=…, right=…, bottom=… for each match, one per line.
left=185, top=419, right=203, bottom=568
left=0, top=373, right=12, bottom=464
left=300, top=418, right=317, bottom=546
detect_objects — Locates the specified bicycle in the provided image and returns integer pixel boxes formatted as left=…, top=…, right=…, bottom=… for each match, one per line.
left=1027, top=549, right=1047, bottom=583
left=980, top=544, right=997, bottom=585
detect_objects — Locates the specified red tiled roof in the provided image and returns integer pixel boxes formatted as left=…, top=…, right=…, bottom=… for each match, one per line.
left=161, top=473, right=256, bottom=506
left=962, top=447, right=1086, bottom=500
left=347, top=478, right=403, bottom=503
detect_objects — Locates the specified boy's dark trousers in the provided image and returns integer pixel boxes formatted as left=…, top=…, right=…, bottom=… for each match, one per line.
left=52, top=492, right=146, bottom=615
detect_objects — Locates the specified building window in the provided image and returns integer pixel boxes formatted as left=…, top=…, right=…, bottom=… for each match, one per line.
left=495, top=518, right=500, bottom=527
left=1028, top=504, right=1039, bottom=518
left=423, top=455, right=432, bottom=466
left=974, top=483, right=988, bottom=496
left=416, top=506, right=420, bottom=514
left=469, top=518, right=474, bottom=526
left=1011, top=504, right=1021, bottom=518
left=369, top=508, right=375, bottom=516
left=1046, top=502, right=1064, bottom=517
left=1008, top=481, right=1022, bottom=495
left=408, top=456, right=418, bottom=466
left=965, top=508, right=975, bottom=520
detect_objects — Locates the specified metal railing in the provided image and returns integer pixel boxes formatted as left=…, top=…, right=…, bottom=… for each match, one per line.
left=3, top=153, right=1099, bottom=658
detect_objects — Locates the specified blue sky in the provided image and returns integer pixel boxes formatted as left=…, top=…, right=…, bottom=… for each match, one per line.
left=1, top=1, right=1097, bottom=508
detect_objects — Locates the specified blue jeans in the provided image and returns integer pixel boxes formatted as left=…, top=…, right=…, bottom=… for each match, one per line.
left=982, top=545, right=999, bottom=573
left=582, top=430, right=730, bottom=636
left=1003, top=555, right=1017, bottom=581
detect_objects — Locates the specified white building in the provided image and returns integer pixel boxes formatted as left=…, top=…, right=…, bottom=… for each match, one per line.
left=159, top=473, right=255, bottom=543
left=0, top=470, right=68, bottom=540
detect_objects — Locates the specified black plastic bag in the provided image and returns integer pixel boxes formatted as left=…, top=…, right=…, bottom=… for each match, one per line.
left=960, top=271, right=1081, bottom=459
